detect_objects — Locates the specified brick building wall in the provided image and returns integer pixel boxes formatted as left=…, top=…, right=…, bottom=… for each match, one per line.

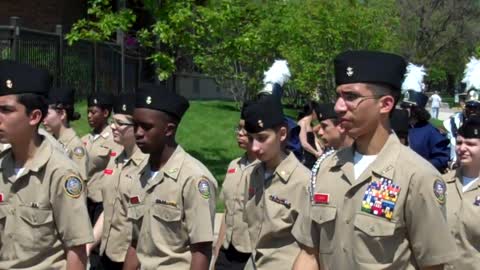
left=0, top=0, right=87, bottom=32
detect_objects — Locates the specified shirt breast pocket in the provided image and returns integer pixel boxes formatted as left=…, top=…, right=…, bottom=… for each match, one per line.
left=352, top=212, right=401, bottom=264
left=150, top=204, right=184, bottom=246
left=311, top=205, right=337, bottom=254
left=17, top=206, right=56, bottom=250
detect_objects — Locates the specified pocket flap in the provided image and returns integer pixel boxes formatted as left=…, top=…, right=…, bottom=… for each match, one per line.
left=18, top=206, right=53, bottom=225
left=127, top=205, right=145, bottom=220
left=152, top=204, right=181, bottom=222
left=354, top=213, right=396, bottom=237
left=311, top=205, right=337, bottom=225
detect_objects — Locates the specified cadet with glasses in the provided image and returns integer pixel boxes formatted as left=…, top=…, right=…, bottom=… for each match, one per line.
left=292, top=51, right=457, bottom=270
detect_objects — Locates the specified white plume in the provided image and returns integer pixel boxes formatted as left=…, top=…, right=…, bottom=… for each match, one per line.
left=462, top=57, right=480, bottom=91
left=401, top=63, right=427, bottom=93
left=263, top=60, right=291, bottom=86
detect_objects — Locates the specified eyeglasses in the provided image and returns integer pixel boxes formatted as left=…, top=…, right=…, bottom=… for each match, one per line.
left=234, top=126, right=247, bottom=135
left=336, top=92, right=384, bottom=109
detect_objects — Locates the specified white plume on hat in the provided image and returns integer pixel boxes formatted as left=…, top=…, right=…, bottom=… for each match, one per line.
left=263, top=60, right=291, bottom=86
left=462, top=57, right=480, bottom=91
left=401, top=63, right=427, bottom=93
left=258, top=60, right=291, bottom=95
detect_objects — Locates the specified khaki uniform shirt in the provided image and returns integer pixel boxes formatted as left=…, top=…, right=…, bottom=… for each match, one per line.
left=82, top=125, right=122, bottom=202
left=292, top=134, right=457, bottom=270
left=38, top=127, right=66, bottom=154
left=220, top=155, right=258, bottom=252
left=58, top=127, right=88, bottom=180
left=0, top=138, right=94, bottom=269
left=128, top=145, right=217, bottom=270
left=444, top=169, right=480, bottom=270
left=243, top=152, right=310, bottom=270
left=100, top=146, right=149, bottom=262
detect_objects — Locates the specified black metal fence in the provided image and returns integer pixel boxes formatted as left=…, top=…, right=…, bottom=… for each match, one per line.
left=0, top=17, right=140, bottom=98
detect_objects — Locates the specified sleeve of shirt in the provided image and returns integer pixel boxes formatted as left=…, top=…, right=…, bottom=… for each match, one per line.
left=183, top=175, right=216, bottom=244
left=50, top=168, right=94, bottom=248
left=428, top=128, right=451, bottom=172
left=405, top=171, right=458, bottom=267
left=71, top=144, right=89, bottom=181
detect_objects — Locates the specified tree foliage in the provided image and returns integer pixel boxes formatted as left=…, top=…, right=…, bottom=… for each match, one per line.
left=65, top=0, right=136, bottom=45
left=67, top=0, right=480, bottom=101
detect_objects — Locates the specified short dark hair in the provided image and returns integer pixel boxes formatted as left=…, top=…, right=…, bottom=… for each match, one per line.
left=50, top=103, right=81, bottom=122
left=410, top=106, right=431, bottom=123
left=16, top=93, right=48, bottom=124
left=366, top=83, right=401, bottom=116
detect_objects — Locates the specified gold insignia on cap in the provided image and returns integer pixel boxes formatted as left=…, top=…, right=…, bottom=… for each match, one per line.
left=258, top=120, right=264, bottom=128
left=93, top=98, right=98, bottom=104
left=346, top=67, right=354, bottom=77
left=122, top=104, right=127, bottom=111
left=475, top=129, right=479, bottom=135
left=146, top=96, right=152, bottom=104
left=6, top=79, right=13, bottom=89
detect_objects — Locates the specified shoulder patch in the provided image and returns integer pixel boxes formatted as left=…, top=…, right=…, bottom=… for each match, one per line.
left=433, top=179, right=446, bottom=204
left=73, top=146, right=85, bottom=158
left=64, top=175, right=83, bottom=198
left=197, top=178, right=211, bottom=199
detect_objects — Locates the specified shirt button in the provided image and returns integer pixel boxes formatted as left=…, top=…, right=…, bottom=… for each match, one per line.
left=345, top=219, right=350, bottom=224
left=342, top=246, right=347, bottom=252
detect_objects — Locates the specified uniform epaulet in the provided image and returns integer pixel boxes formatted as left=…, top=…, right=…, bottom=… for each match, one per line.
left=308, top=148, right=336, bottom=201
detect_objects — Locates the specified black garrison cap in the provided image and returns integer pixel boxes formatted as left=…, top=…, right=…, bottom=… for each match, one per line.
left=0, top=60, right=52, bottom=96
left=113, top=92, right=135, bottom=115
left=48, top=87, right=75, bottom=105
left=458, top=116, right=480, bottom=139
left=244, top=95, right=285, bottom=133
left=402, top=90, right=429, bottom=108
left=334, top=50, right=407, bottom=90
left=88, top=91, right=114, bottom=107
left=135, top=83, right=190, bottom=120
left=314, top=103, right=337, bottom=121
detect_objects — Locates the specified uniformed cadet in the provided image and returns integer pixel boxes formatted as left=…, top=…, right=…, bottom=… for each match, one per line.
left=444, top=57, right=480, bottom=165
left=123, top=83, right=217, bottom=270
left=213, top=103, right=257, bottom=270
left=85, top=92, right=149, bottom=269
left=0, top=60, right=93, bottom=269
left=43, top=86, right=88, bottom=179
left=443, top=116, right=480, bottom=269
left=82, top=91, right=122, bottom=270
left=402, top=88, right=450, bottom=173
left=313, top=103, right=353, bottom=150
left=240, top=96, right=310, bottom=270
left=292, top=50, right=457, bottom=270
left=83, top=92, right=123, bottom=205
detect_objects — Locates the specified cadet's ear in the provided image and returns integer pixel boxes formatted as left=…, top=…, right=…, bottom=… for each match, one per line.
left=278, top=125, right=288, bottom=143
left=379, top=95, right=395, bottom=115
left=59, top=109, right=67, bottom=121
left=102, top=109, right=110, bottom=118
left=165, top=122, right=177, bottom=137
left=28, top=108, right=43, bottom=127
